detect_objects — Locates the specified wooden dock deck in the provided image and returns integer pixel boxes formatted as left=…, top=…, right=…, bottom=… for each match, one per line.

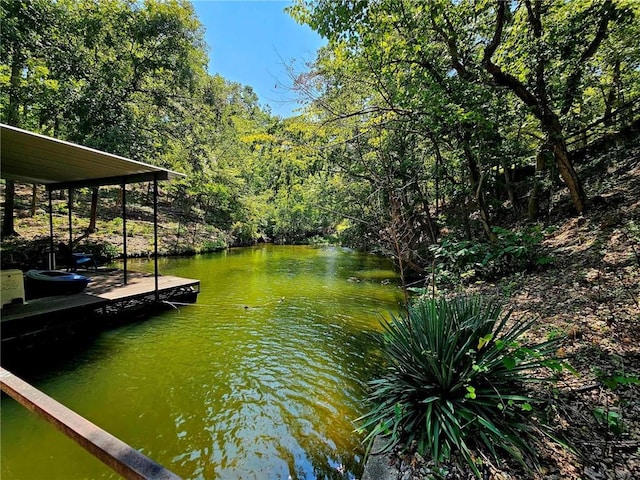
left=1, top=269, right=199, bottom=360
left=1, top=269, right=199, bottom=322
left=85, top=269, right=199, bottom=300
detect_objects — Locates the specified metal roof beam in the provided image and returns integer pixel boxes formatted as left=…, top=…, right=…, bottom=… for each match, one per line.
left=45, top=171, right=169, bottom=191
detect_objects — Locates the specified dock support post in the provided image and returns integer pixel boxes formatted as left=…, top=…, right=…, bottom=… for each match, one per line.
left=153, top=175, right=159, bottom=302
left=67, top=188, right=73, bottom=253
left=122, top=180, right=128, bottom=285
left=48, top=189, right=55, bottom=269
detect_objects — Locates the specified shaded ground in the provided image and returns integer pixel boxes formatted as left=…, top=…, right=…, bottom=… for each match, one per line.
left=383, top=145, right=640, bottom=478
left=0, top=184, right=229, bottom=270
left=516, top=145, right=639, bottom=480
left=489, top=147, right=638, bottom=479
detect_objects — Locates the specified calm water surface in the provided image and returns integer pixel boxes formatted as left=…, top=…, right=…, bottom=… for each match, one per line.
left=1, top=245, right=403, bottom=479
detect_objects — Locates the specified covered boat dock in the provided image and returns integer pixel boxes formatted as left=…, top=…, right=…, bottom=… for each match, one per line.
left=1, top=269, right=199, bottom=358
left=1, top=124, right=198, bottom=479
left=1, top=123, right=201, bottom=354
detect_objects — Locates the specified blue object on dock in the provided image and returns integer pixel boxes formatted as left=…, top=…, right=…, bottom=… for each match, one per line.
left=25, top=270, right=90, bottom=296
left=57, top=243, right=97, bottom=271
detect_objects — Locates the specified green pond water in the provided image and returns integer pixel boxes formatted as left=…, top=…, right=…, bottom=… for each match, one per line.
left=1, top=245, right=404, bottom=479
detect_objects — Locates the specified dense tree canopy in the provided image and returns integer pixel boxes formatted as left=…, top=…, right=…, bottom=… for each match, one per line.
left=0, top=0, right=333, bottom=245
left=287, top=0, right=640, bottom=272
left=2, top=0, right=639, bottom=278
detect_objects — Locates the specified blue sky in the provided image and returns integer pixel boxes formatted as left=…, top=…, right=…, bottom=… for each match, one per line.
left=191, top=1, right=326, bottom=118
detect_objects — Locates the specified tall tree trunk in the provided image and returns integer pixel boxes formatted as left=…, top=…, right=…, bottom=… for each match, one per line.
left=475, top=173, right=496, bottom=243
left=114, top=188, right=123, bottom=213
left=500, top=159, right=519, bottom=213
left=528, top=143, right=551, bottom=220
left=415, top=183, right=438, bottom=244
left=604, top=59, right=621, bottom=127
left=463, top=141, right=496, bottom=243
left=88, top=187, right=99, bottom=233
left=7, top=60, right=21, bottom=126
left=462, top=194, right=472, bottom=241
left=546, top=115, right=586, bottom=214
left=30, top=184, right=38, bottom=217
left=482, top=0, right=591, bottom=215
left=427, top=131, right=443, bottom=217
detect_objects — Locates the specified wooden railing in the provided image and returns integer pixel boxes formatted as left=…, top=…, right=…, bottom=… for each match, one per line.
left=0, top=367, right=181, bottom=480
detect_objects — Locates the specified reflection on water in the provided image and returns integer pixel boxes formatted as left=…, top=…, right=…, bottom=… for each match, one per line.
left=1, top=245, right=403, bottom=479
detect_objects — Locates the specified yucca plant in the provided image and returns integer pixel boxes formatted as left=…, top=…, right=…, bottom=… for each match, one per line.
left=358, top=296, right=566, bottom=476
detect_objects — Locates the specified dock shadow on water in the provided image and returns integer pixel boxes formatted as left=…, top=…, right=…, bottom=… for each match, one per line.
left=1, top=245, right=404, bottom=480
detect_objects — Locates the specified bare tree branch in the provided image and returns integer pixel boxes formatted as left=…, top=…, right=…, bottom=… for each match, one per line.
left=561, top=1, right=614, bottom=116
left=482, top=1, right=541, bottom=117
left=429, top=5, right=472, bottom=80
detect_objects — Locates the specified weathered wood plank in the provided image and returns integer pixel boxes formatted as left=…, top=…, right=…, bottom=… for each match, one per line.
left=0, top=367, right=182, bottom=480
left=1, top=270, right=199, bottom=323
left=0, top=293, right=107, bottom=322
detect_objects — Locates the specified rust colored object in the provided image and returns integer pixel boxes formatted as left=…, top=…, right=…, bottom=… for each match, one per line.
left=0, top=367, right=181, bottom=480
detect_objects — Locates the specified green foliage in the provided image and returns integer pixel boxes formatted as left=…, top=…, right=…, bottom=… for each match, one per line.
left=52, top=202, right=68, bottom=215
left=87, top=242, right=120, bottom=261
left=594, top=368, right=640, bottom=391
left=287, top=0, right=640, bottom=260
left=590, top=366, right=637, bottom=437
left=4, top=0, right=639, bottom=264
left=429, top=226, right=551, bottom=283
left=358, top=296, right=566, bottom=476
left=592, top=408, right=625, bottom=435
left=230, top=221, right=257, bottom=246
left=627, top=220, right=640, bottom=242
left=197, top=238, right=227, bottom=253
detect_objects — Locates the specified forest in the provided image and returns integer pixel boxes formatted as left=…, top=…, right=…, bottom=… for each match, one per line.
left=1, top=0, right=639, bottom=272
left=1, top=0, right=640, bottom=478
